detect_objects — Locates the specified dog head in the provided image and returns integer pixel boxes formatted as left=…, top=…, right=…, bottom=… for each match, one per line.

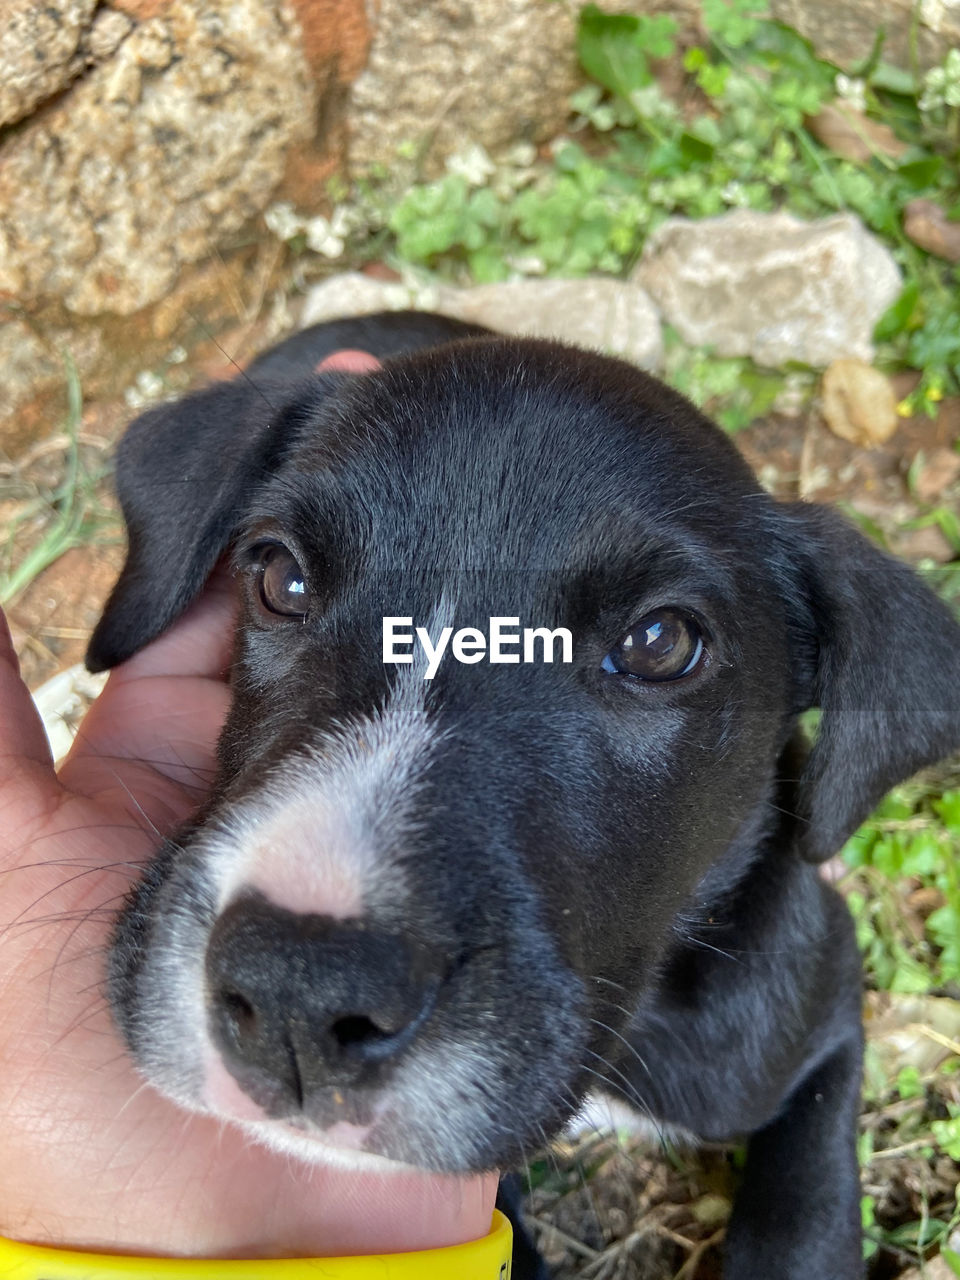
left=89, top=323, right=960, bottom=1172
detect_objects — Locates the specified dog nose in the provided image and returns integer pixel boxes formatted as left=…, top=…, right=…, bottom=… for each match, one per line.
left=205, top=895, right=442, bottom=1106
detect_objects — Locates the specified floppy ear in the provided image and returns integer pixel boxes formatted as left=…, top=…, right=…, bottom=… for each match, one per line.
left=775, top=502, right=960, bottom=863
left=86, top=376, right=323, bottom=672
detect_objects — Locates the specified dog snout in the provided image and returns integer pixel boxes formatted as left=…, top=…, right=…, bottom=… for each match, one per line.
left=205, top=894, right=443, bottom=1106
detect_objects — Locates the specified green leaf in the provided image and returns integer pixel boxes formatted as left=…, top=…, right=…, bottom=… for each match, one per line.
left=870, top=61, right=919, bottom=95
left=749, top=18, right=836, bottom=87
left=900, top=830, right=942, bottom=877
left=896, top=1065, right=924, bottom=1099
left=577, top=5, right=676, bottom=98
left=908, top=307, right=960, bottom=373
left=874, top=280, right=921, bottom=341
left=897, top=154, right=945, bottom=189
left=849, top=25, right=886, bottom=79
left=931, top=1113, right=960, bottom=1160
left=702, top=0, right=770, bottom=48
left=679, top=131, right=716, bottom=163
left=933, top=790, right=960, bottom=832
left=890, top=952, right=938, bottom=992
left=942, top=1247, right=960, bottom=1277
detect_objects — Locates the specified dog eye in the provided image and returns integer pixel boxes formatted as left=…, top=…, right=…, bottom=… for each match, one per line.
left=602, top=609, right=704, bottom=681
left=256, top=545, right=308, bottom=618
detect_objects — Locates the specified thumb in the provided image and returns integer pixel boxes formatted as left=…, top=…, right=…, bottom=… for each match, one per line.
left=0, top=608, right=56, bottom=788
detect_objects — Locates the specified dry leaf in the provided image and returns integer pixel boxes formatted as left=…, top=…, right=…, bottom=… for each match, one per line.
left=904, top=198, right=960, bottom=264
left=806, top=102, right=908, bottom=163
left=865, top=991, right=960, bottom=1077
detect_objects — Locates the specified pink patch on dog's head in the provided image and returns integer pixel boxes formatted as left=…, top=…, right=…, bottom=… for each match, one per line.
left=316, top=350, right=383, bottom=375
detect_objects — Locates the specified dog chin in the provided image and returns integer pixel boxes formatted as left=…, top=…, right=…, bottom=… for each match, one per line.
left=201, top=1049, right=421, bottom=1171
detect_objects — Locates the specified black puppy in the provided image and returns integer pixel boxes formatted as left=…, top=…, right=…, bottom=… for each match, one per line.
left=88, top=312, right=960, bottom=1279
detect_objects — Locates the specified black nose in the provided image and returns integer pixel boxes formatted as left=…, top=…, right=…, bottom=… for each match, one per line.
left=205, top=894, right=443, bottom=1110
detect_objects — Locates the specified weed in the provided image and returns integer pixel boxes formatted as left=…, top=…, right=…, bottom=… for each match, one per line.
left=305, top=0, right=960, bottom=427
left=0, top=356, right=118, bottom=606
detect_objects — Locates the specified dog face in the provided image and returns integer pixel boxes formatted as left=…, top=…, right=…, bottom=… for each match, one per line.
left=89, top=329, right=960, bottom=1174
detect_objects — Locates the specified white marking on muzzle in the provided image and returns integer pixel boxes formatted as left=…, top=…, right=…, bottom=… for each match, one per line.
left=128, top=598, right=458, bottom=1154
left=212, top=668, right=440, bottom=919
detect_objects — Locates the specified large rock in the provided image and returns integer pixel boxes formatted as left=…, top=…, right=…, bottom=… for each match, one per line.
left=771, top=0, right=960, bottom=72
left=635, top=210, right=902, bottom=368
left=346, top=0, right=580, bottom=175
left=0, top=0, right=99, bottom=126
left=300, top=272, right=664, bottom=370
left=0, top=0, right=315, bottom=317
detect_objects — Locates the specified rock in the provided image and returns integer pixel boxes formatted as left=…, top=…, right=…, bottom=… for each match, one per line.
left=0, top=0, right=315, bottom=316
left=0, top=0, right=98, bottom=127
left=0, top=245, right=270, bottom=453
left=821, top=358, right=899, bottom=446
left=904, top=198, right=960, bottom=264
left=0, top=318, right=62, bottom=415
left=635, top=210, right=902, bottom=368
left=910, top=446, right=960, bottom=502
left=300, top=273, right=432, bottom=325
left=435, top=278, right=664, bottom=371
left=771, top=0, right=960, bottom=72
left=85, top=8, right=135, bottom=60
left=300, top=273, right=664, bottom=370
left=0, top=318, right=69, bottom=455
left=346, top=0, right=579, bottom=176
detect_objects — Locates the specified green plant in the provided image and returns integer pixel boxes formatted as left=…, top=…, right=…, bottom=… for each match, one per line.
left=842, top=785, right=960, bottom=992
left=354, top=1, right=960, bottom=423
left=0, top=357, right=117, bottom=605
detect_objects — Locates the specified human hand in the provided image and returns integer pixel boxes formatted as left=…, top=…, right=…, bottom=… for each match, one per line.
left=0, top=580, right=496, bottom=1259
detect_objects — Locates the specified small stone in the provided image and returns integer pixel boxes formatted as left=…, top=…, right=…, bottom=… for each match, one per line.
left=910, top=446, right=960, bottom=502
left=436, top=278, right=663, bottom=371
left=690, top=1194, right=731, bottom=1226
left=635, top=210, right=902, bottom=368
left=299, top=272, right=427, bottom=326
left=821, top=358, right=898, bottom=446
left=300, top=273, right=664, bottom=371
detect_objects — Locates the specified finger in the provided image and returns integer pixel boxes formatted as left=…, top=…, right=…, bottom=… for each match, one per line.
left=0, top=608, right=56, bottom=787
left=59, top=572, right=236, bottom=822
left=58, top=674, right=230, bottom=830
left=109, top=564, right=239, bottom=685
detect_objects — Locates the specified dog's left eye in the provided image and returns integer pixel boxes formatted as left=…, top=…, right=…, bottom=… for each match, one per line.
left=256, top=545, right=308, bottom=618
left=602, top=608, right=705, bottom=681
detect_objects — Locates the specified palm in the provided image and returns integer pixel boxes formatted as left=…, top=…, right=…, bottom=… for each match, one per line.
left=0, top=580, right=496, bottom=1257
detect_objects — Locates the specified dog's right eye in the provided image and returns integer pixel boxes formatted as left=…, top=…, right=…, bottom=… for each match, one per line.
left=256, top=545, right=308, bottom=618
